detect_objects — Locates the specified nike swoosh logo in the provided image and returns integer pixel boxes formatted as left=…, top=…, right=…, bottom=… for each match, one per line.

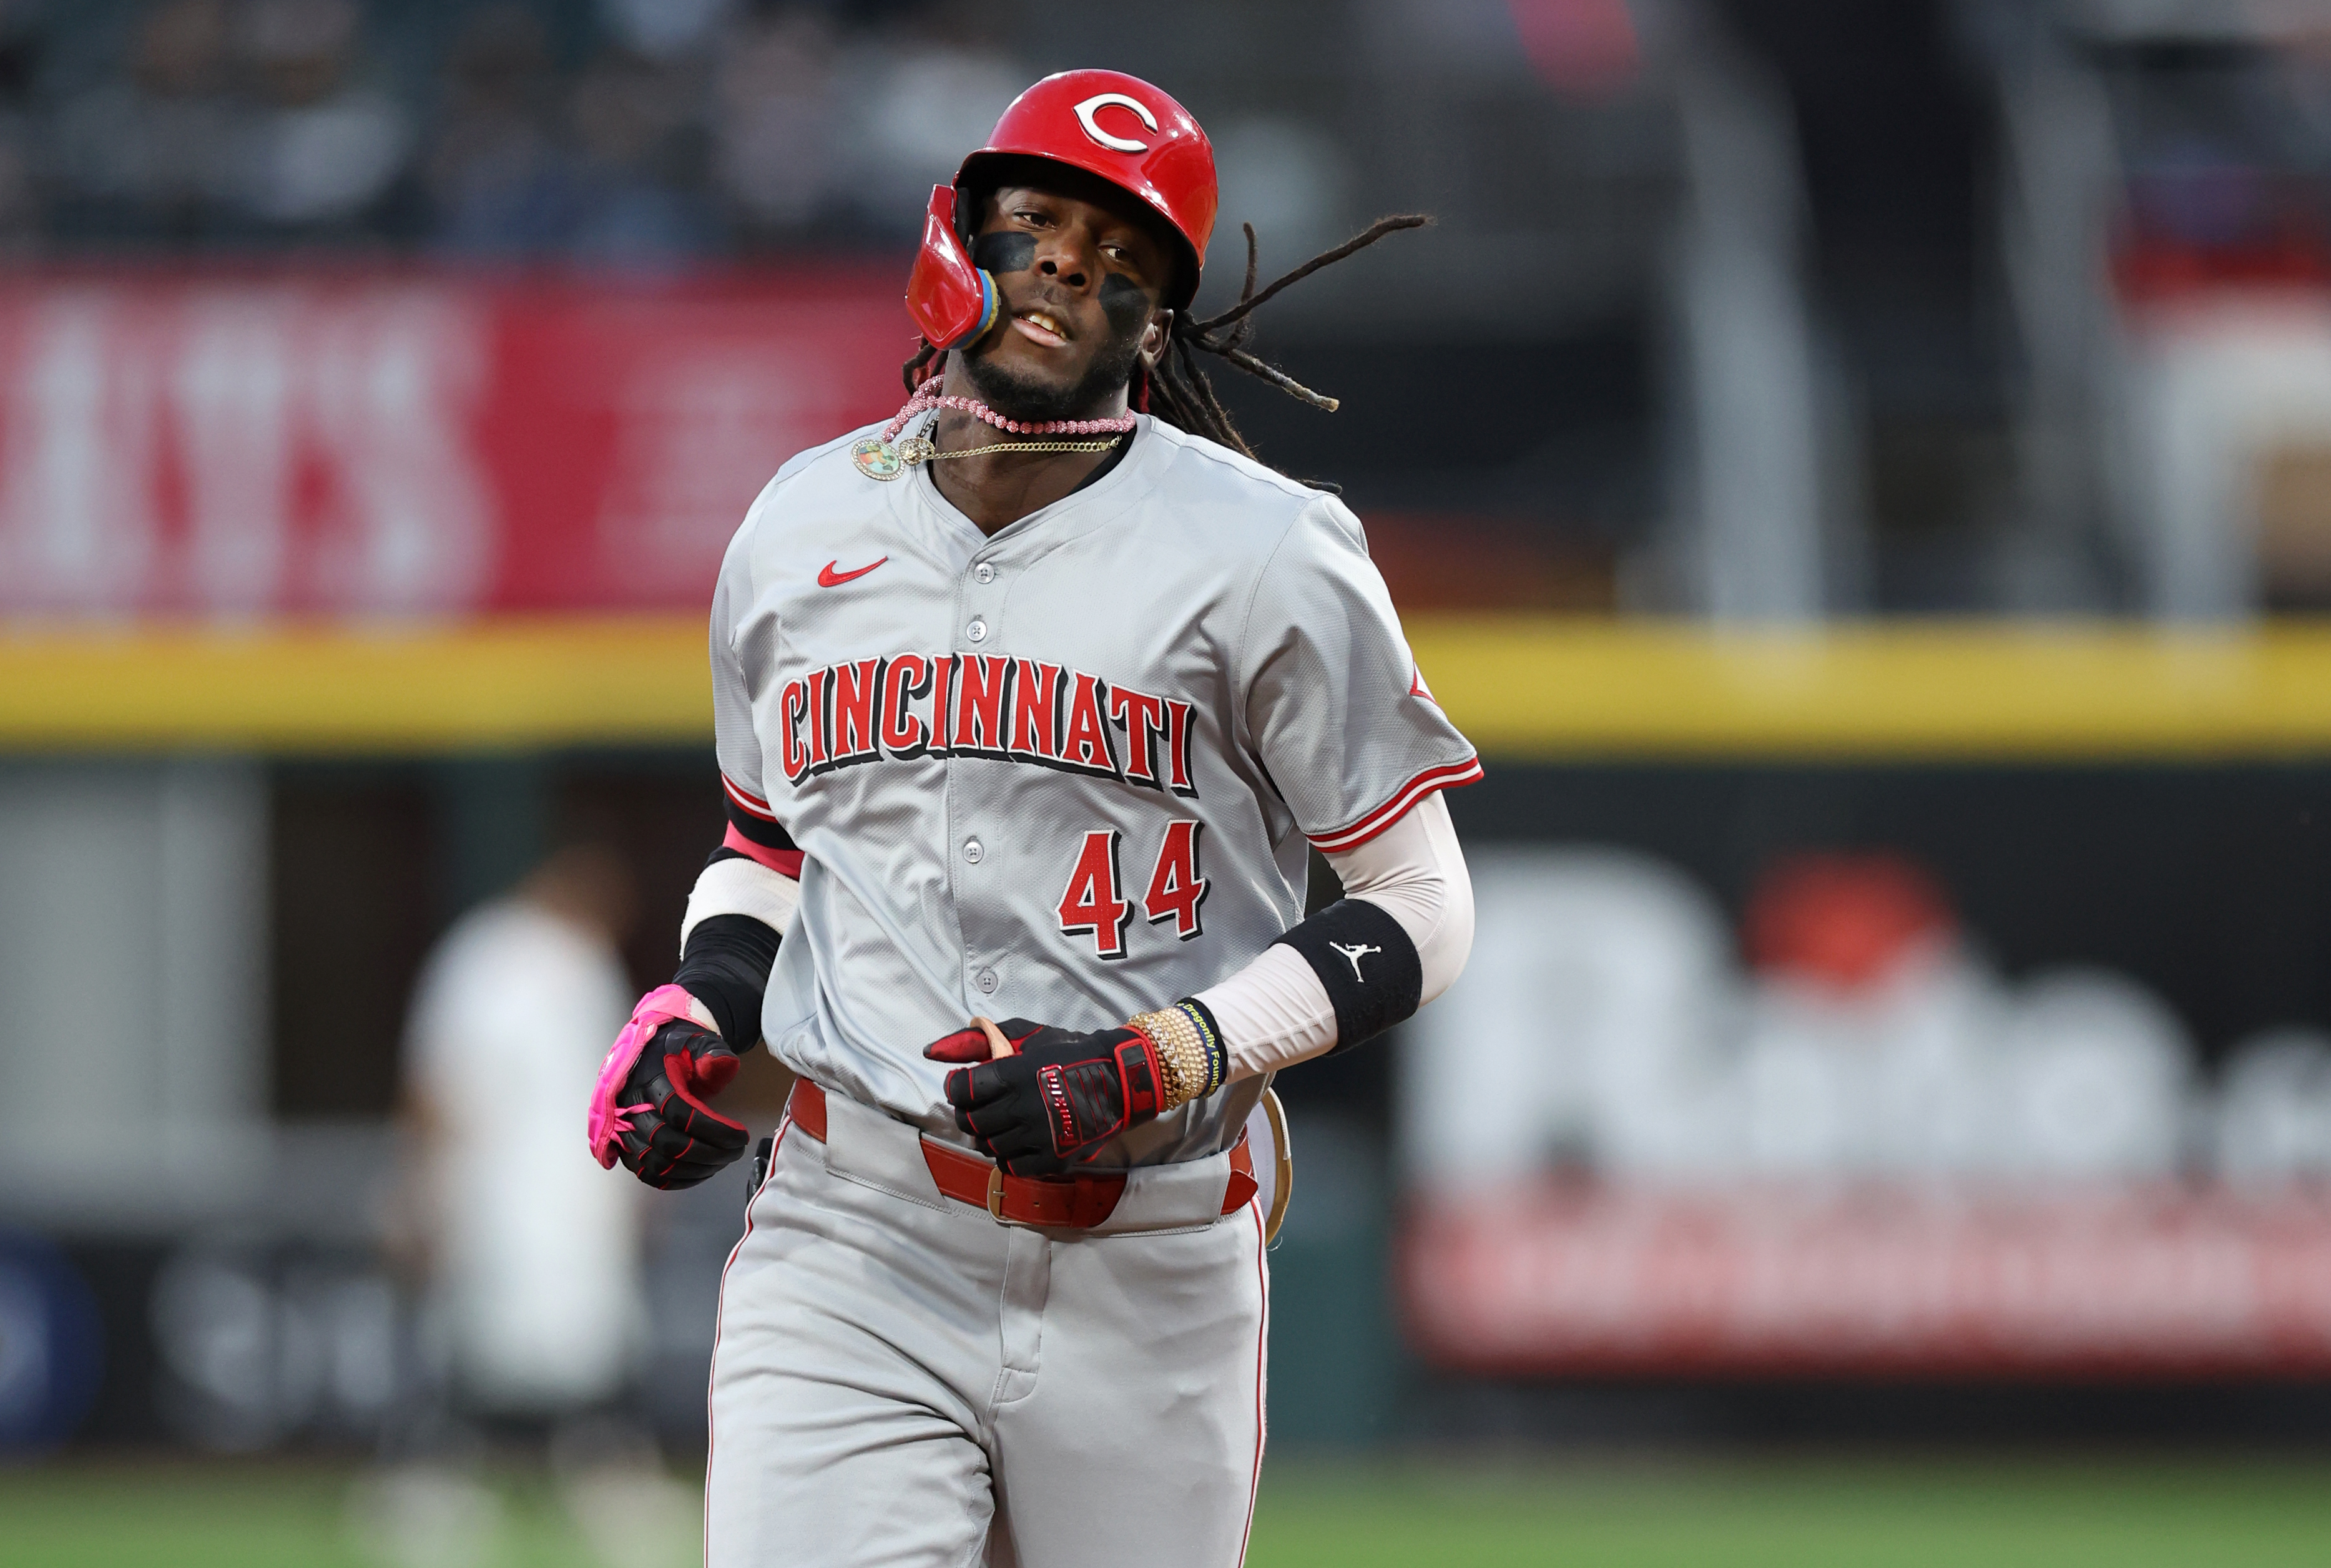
left=818, top=557, right=888, bottom=587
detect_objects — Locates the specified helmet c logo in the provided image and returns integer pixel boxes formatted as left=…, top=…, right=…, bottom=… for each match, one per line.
left=1073, top=92, right=1158, bottom=154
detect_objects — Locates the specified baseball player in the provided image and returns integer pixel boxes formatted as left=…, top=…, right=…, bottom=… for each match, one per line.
left=586, top=69, right=1478, bottom=1567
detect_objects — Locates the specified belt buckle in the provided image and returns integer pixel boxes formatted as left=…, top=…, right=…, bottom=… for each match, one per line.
left=986, top=1165, right=1072, bottom=1228
left=986, top=1164, right=1116, bottom=1228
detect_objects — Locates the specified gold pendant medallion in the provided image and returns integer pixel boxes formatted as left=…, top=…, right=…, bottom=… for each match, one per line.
left=852, top=438, right=903, bottom=481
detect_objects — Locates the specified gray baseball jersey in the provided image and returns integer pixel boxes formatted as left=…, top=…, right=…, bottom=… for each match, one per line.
left=711, top=412, right=1480, bottom=1165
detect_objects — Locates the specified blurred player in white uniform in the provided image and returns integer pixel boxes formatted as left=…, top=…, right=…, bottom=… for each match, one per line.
left=405, top=844, right=642, bottom=1416
left=389, top=845, right=691, bottom=1567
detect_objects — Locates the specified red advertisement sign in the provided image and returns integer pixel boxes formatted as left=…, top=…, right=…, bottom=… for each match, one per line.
left=0, top=268, right=914, bottom=617
left=1404, top=1184, right=2331, bottom=1376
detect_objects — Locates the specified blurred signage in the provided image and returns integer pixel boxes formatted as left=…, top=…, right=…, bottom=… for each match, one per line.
left=0, top=1232, right=102, bottom=1451
left=0, top=270, right=909, bottom=618
left=1401, top=848, right=2331, bottom=1376
left=150, top=1243, right=399, bottom=1451
left=1406, top=1187, right=2331, bottom=1375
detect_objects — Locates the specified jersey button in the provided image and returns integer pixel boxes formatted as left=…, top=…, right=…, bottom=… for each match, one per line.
left=975, top=968, right=999, bottom=994
left=967, top=617, right=988, bottom=643
left=963, top=838, right=984, bottom=864
left=974, top=562, right=995, bottom=584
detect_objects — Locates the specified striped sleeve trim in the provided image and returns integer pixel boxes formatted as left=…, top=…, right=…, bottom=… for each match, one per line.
left=722, top=773, right=778, bottom=821
left=721, top=775, right=800, bottom=855
left=720, top=825, right=803, bottom=880
left=1307, top=757, right=1483, bottom=855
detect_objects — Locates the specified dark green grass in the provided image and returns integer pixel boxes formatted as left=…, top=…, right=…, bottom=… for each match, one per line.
left=2, top=1452, right=2329, bottom=1567
left=1244, top=1454, right=2331, bottom=1568
left=0, top=1463, right=584, bottom=1568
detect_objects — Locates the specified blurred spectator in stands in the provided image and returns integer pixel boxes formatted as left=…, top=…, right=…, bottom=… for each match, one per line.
left=0, top=6, right=42, bottom=252
left=566, top=41, right=716, bottom=265
left=51, top=0, right=242, bottom=245
left=1209, top=116, right=1349, bottom=268
left=424, top=4, right=577, bottom=256
left=2099, top=24, right=2331, bottom=614
left=378, top=842, right=687, bottom=1566
left=230, top=0, right=412, bottom=233
left=599, top=0, right=734, bottom=63
left=832, top=0, right=1018, bottom=241
left=713, top=3, right=838, bottom=246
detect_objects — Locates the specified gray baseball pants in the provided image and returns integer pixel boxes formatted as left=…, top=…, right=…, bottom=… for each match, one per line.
left=705, top=1086, right=1269, bottom=1567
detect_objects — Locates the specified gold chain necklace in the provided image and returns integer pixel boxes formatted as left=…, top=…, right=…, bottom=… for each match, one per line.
left=896, top=433, right=1121, bottom=466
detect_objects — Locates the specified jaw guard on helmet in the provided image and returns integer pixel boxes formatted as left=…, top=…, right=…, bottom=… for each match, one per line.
left=903, top=69, right=1219, bottom=346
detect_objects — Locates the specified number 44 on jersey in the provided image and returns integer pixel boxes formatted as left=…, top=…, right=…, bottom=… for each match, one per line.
left=1058, top=821, right=1207, bottom=959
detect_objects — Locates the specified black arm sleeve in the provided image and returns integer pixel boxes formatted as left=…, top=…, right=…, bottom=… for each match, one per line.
left=1270, top=898, right=1423, bottom=1056
left=672, top=849, right=782, bottom=1050
left=725, top=796, right=800, bottom=853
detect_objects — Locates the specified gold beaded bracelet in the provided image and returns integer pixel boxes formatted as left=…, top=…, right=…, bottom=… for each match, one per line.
left=1128, top=1004, right=1210, bottom=1110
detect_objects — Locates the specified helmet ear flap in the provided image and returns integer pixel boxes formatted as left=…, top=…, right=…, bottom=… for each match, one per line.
left=907, top=184, right=1001, bottom=352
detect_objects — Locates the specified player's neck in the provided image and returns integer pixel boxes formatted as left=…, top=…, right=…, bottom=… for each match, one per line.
left=928, top=406, right=1126, bottom=535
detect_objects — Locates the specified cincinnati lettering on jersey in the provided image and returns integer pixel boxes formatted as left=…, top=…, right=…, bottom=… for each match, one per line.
left=778, top=652, right=1197, bottom=796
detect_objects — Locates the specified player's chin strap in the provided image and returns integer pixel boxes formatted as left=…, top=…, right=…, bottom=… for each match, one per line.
left=586, top=983, right=704, bottom=1169
left=906, top=184, right=1000, bottom=352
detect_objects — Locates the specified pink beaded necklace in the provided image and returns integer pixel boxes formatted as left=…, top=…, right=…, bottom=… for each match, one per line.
left=852, top=375, right=1137, bottom=483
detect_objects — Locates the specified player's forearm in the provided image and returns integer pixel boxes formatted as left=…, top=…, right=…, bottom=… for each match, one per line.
left=675, top=914, right=780, bottom=1049
left=1194, top=791, right=1473, bottom=1080
left=673, top=830, right=802, bottom=1049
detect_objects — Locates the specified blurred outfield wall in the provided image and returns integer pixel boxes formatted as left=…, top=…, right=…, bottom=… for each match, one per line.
left=11, top=616, right=2331, bottom=1446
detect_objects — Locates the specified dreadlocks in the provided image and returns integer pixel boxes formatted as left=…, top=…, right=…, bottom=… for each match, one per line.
left=900, top=214, right=1431, bottom=464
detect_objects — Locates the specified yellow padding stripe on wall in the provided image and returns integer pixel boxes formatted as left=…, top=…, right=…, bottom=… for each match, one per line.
left=0, top=618, right=712, bottom=750
left=1413, top=619, right=2331, bottom=760
left=9, top=615, right=2331, bottom=758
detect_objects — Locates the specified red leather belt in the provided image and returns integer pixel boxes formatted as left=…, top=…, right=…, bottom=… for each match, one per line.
left=786, top=1077, right=1257, bottom=1230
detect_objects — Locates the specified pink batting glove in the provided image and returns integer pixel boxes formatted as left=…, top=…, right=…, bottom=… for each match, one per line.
left=587, top=984, right=707, bottom=1170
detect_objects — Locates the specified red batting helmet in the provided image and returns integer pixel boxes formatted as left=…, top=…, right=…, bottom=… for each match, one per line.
left=906, top=69, right=1219, bottom=350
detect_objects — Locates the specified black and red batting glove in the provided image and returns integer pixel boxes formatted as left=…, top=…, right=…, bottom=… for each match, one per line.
left=612, top=1020, right=748, bottom=1188
left=588, top=984, right=750, bottom=1190
left=923, top=1018, right=1165, bottom=1175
